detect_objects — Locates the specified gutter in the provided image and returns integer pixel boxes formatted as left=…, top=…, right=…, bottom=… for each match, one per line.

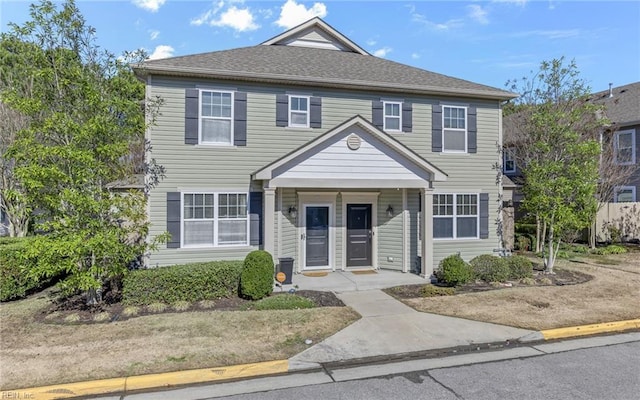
left=133, top=65, right=518, bottom=101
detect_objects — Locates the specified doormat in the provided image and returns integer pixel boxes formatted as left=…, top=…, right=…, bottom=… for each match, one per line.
left=303, top=272, right=328, bottom=277
left=351, top=270, right=377, bottom=275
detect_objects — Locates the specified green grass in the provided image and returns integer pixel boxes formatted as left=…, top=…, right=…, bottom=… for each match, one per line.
left=243, top=294, right=315, bottom=310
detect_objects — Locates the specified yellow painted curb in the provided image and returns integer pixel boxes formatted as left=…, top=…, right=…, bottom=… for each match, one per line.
left=125, top=359, right=289, bottom=392
left=2, top=360, right=289, bottom=400
left=541, top=319, right=640, bottom=340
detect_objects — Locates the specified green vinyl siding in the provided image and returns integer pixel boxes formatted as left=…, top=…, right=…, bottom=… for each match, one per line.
left=146, top=76, right=502, bottom=267
left=377, top=190, right=404, bottom=270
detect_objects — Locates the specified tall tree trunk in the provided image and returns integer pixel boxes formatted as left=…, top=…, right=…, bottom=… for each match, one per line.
left=588, top=219, right=597, bottom=249
left=546, top=224, right=555, bottom=274
left=536, top=215, right=542, bottom=252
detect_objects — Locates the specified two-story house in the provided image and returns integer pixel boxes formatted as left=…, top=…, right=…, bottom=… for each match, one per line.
left=134, top=18, right=516, bottom=279
left=592, top=82, right=640, bottom=203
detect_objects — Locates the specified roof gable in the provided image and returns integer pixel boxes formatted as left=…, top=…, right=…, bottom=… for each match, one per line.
left=254, top=116, right=447, bottom=187
left=261, top=17, right=369, bottom=55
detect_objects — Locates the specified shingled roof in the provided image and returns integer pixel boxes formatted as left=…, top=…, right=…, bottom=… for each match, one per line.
left=589, top=82, right=640, bottom=126
left=135, top=18, right=516, bottom=101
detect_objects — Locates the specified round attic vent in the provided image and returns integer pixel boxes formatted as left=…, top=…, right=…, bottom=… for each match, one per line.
left=347, top=133, right=361, bottom=150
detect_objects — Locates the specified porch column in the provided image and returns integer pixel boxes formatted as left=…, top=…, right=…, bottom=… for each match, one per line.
left=263, top=187, right=276, bottom=257
left=421, top=187, right=434, bottom=279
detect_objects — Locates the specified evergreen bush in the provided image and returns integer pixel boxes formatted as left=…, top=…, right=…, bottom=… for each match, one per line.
left=240, top=250, right=275, bottom=300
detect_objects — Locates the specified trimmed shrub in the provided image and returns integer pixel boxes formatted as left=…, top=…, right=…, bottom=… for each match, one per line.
left=0, top=237, right=52, bottom=302
left=470, top=254, right=510, bottom=283
left=122, top=260, right=243, bottom=306
left=435, top=254, right=473, bottom=287
left=244, top=294, right=315, bottom=310
left=515, top=234, right=531, bottom=251
left=421, top=285, right=455, bottom=297
left=240, top=250, right=275, bottom=300
left=505, top=255, right=533, bottom=279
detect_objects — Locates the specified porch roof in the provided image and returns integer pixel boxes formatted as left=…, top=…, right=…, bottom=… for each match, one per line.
left=252, top=115, right=447, bottom=188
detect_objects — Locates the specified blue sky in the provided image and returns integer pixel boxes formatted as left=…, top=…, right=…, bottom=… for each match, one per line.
left=1, top=0, right=639, bottom=93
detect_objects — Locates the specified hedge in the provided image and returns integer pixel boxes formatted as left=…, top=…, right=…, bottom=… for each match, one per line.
left=435, top=254, right=474, bottom=287
left=122, top=260, right=244, bottom=306
left=239, top=250, right=274, bottom=300
left=470, top=254, right=510, bottom=283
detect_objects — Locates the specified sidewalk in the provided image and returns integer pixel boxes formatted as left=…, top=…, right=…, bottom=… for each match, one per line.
left=290, top=289, right=532, bottom=365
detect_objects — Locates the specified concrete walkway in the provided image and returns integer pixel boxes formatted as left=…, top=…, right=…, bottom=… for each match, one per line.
left=290, top=289, right=533, bottom=364
left=281, top=270, right=428, bottom=292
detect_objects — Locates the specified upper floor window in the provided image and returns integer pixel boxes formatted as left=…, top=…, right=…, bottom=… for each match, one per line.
left=503, top=147, right=516, bottom=173
left=615, top=129, right=636, bottom=165
left=289, top=95, right=309, bottom=128
left=200, top=90, right=233, bottom=145
left=443, top=106, right=467, bottom=152
left=433, top=193, right=478, bottom=239
left=383, top=101, right=402, bottom=131
left=614, top=186, right=636, bottom=203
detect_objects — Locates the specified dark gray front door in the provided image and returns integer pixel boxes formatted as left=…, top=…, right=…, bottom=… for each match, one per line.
left=305, top=206, right=329, bottom=268
left=347, top=204, right=372, bottom=267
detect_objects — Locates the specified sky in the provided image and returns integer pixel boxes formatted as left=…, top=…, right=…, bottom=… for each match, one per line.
left=1, top=0, right=639, bottom=94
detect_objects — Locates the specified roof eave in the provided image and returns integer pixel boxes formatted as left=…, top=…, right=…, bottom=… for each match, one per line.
left=133, top=65, right=517, bottom=101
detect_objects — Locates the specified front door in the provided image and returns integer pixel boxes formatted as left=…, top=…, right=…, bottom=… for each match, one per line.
left=304, top=206, right=330, bottom=268
left=346, top=204, right=372, bottom=267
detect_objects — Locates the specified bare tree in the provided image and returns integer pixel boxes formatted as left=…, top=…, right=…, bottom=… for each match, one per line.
left=0, top=102, right=31, bottom=237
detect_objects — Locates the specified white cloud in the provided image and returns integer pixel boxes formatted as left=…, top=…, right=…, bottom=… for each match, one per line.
left=132, top=0, right=165, bottom=13
left=467, top=4, right=489, bottom=25
left=373, top=47, right=392, bottom=58
left=211, top=6, right=259, bottom=32
left=275, top=0, right=327, bottom=29
left=366, top=39, right=377, bottom=46
left=410, top=8, right=463, bottom=31
left=149, top=30, right=160, bottom=40
left=191, top=1, right=224, bottom=26
left=148, top=45, right=174, bottom=60
left=411, top=52, right=420, bottom=60
left=492, top=0, right=528, bottom=5
left=510, top=29, right=580, bottom=39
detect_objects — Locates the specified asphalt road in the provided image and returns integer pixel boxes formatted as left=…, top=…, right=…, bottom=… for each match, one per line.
left=123, top=333, right=640, bottom=400
left=217, top=340, right=640, bottom=400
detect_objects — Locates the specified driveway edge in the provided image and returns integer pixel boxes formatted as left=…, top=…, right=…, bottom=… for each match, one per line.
left=1, top=360, right=288, bottom=400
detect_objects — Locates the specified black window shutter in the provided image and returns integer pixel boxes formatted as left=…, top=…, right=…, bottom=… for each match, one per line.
left=185, top=89, right=199, bottom=145
left=432, top=105, right=443, bottom=152
left=276, top=94, right=288, bottom=127
left=402, top=102, right=413, bottom=132
left=166, top=192, right=181, bottom=248
left=468, top=106, right=477, bottom=154
left=372, top=101, right=383, bottom=129
left=310, top=96, right=322, bottom=128
left=234, top=92, right=247, bottom=146
left=479, top=193, right=489, bottom=239
left=249, top=191, right=263, bottom=246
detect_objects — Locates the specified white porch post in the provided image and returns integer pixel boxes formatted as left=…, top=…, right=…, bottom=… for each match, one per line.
left=263, top=187, right=276, bottom=257
left=421, top=187, right=434, bottom=279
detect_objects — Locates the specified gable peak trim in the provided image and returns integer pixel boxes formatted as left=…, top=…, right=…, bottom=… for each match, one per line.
left=260, top=17, right=369, bottom=55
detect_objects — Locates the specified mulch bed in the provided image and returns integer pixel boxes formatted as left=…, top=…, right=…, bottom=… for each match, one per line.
left=36, top=289, right=344, bottom=325
left=385, top=268, right=594, bottom=300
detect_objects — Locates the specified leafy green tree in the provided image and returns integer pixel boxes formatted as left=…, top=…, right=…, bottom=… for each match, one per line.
left=1, top=0, right=165, bottom=303
left=505, top=58, right=605, bottom=272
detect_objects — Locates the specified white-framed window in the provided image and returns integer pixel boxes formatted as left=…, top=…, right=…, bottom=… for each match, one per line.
left=503, top=147, right=516, bottom=173
left=614, top=129, right=636, bottom=165
left=433, top=194, right=478, bottom=239
left=182, top=192, right=248, bottom=247
left=383, top=101, right=402, bottom=131
left=289, top=95, right=309, bottom=128
left=614, top=186, right=636, bottom=203
left=443, top=106, right=467, bottom=152
left=200, top=90, right=233, bottom=145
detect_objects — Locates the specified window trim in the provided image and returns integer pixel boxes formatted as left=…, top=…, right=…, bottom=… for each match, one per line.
left=442, top=105, right=468, bottom=153
left=433, top=193, right=480, bottom=240
left=503, top=147, right=516, bottom=173
left=180, top=191, right=249, bottom=248
left=288, top=95, right=310, bottom=128
left=614, top=129, right=636, bottom=165
left=614, top=186, right=637, bottom=203
left=199, top=89, right=234, bottom=146
left=383, top=101, right=402, bottom=132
